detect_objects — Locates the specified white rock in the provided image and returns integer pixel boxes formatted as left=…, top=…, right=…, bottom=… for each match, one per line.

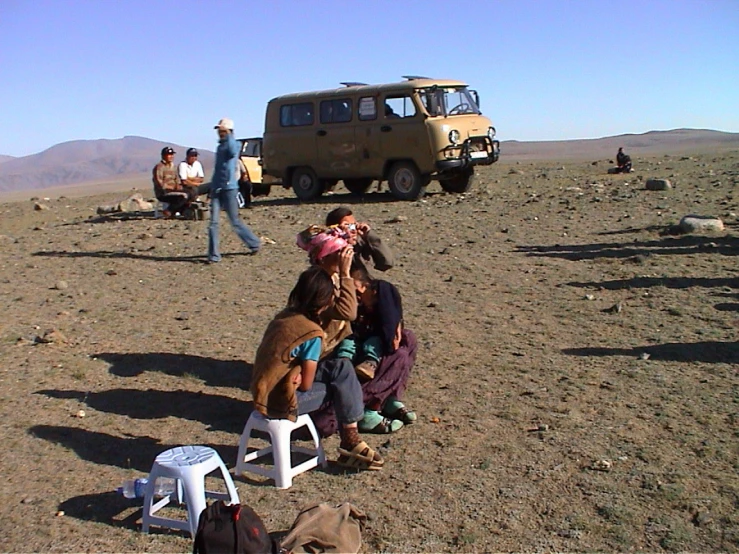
left=645, top=179, right=672, bottom=191
left=679, top=215, right=724, bottom=234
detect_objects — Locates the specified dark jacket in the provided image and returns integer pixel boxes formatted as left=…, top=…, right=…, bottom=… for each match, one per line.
left=355, top=230, right=394, bottom=271
left=355, top=280, right=403, bottom=355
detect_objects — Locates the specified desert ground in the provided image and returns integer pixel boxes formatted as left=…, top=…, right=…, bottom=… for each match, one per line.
left=0, top=151, right=737, bottom=552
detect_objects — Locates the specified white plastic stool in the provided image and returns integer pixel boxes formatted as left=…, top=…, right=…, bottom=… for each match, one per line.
left=235, top=412, right=326, bottom=489
left=142, top=445, right=239, bottom=538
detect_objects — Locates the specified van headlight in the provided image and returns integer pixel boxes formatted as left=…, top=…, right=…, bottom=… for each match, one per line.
left=448, top=130, right=460, bottom=145
left=487, top=127, right=496, bottom=140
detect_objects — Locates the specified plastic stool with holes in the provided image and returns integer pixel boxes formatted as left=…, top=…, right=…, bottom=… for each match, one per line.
left=141, top=445, right=239, bottom=538
left=235, top=411, right=326, bottom=489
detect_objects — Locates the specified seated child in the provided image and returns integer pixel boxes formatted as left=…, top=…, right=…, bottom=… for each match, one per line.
left=336, top=260, right=416, bottom=433
left=250, top=265, right=384, bottom=470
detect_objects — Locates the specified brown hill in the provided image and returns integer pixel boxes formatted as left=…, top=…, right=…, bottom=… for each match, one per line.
left=0, top=136, right=214, bottom=194
left=501, top=128, right=739, bottom=161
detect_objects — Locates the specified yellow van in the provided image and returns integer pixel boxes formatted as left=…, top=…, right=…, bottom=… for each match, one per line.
left=262, top=76, right=500, bottom=200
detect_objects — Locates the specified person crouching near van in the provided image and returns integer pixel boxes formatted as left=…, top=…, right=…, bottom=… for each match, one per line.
left=251, top=265, right=385, bottom=471
left=207, top=118, right=261, bottom=263
left=326, top=207, right=394, bottom=272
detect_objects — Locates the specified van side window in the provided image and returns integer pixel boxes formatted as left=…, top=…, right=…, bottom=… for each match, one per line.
left=280, top=103, right=314, bottom=127
left=358, top=97, right=377, bottom=121
left=320, top=98, right=353, bottom=124
left=384, top=96, right=416, bottom=119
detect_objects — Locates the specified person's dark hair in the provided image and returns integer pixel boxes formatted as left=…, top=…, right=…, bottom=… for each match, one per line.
left=325, top=207, right=353, bottom=226
left=287, top=266, right=335, bottom=322
left=350, top=259, right=373, bottom=287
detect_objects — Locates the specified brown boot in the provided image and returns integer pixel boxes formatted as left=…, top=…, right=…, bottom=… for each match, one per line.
left=355, top=359, right=378, bottom=381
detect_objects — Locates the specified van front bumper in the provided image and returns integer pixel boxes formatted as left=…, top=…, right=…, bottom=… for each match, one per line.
left=436, top=137, right=500, bottom=172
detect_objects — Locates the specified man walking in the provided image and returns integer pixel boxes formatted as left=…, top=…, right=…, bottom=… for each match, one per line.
left=207, top=118, right=261, bottom=263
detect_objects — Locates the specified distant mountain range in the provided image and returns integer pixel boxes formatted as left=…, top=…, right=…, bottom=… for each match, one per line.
left=1, top=129, right=737, bottom=194
left=0, top=136, right=214, bottom=194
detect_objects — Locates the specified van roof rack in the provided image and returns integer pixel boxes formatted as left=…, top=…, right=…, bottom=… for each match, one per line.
left=402, top=75, right=430, bottom=80
left=340, top=82, right=368, bottom=87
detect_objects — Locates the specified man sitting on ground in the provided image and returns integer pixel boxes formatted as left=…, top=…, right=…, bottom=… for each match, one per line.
left=178, top=148, right=210, bottom=199
left=616, top=147, right=632, bottom=173
left=152, top=146, right=192, bottom=217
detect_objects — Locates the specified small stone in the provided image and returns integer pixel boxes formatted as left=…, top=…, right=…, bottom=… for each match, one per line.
left=76, top=410, right=86, bottom=418
left=260, top=236, right=276, bottom=245
left=591, top=459, right=612, bottom=472
left=645, top=178, right=672, bottom=191
left=384, top=215, right=407, bottom=224
left=679, top=215, right=724, bottom=233
left=106, top=270, right=117, bottom=276
left=34, top=202, right=50, bottom=211
left=603, top=302, right=623, bottom=314
left=639, top=352, right=651, bottom=360
left=21, top=497, right=34, bottom=504
left=584, top=294, right=595, bottom=301
left=35, top=328, right=68, bottom=345
left=54, top=280, right=68, bottom=290
left=56, top=511, right=65, bottom=517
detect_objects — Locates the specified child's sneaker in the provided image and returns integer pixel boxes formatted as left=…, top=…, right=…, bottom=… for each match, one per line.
left=355, top=359, right=378, bottom=381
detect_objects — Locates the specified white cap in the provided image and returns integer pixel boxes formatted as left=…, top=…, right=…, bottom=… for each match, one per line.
left=214, top=118, right=234, bottom=131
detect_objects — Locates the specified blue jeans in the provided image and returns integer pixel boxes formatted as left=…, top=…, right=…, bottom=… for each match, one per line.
left=208, top=188, right=260, bottom=262
left=296, top=357, right=364, bottom=425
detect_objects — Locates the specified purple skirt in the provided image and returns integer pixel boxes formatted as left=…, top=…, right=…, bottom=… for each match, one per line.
left=310, top=329, right=418, bottom=437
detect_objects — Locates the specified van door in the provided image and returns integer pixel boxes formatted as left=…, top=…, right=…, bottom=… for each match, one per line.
left=315, top=97, right=357, bottom=178
left=272, top=102, right=317, bottom=174
left=355, top=95, right=383, bottom=177
left=378, top=94, right=433, bottom=174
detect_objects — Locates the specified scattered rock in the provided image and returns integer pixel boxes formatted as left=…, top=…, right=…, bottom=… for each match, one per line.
left=118, top=193, right=154, bottom=213
left=76, top=410, right=86, bottom=418
left=678, top=215, right=724, bottom=233
left=584, top=294, right=596, bottom=301
left=260, top=236, right=276, bottom=245
left=34, top=328, right=68, bottom=345
left=0, top=234, right=17, bottom=244
left=56, top=510, right=65, bottom=517
left=693, top=510, right=713, bottom=527
left=384, top=215, right=407, bottom=224
left=105, top=270, right=117, bottom=276
left=639, top=352, right=651, bottom=360
left=34, top=202, right=50, bottom=211
left=603, top=302, right=623, bottom=314
left=645, top=178, right=672, bottom=191
left=54, top=280, right=68, bottom=290
left=591, top=459, right=612, bottom=472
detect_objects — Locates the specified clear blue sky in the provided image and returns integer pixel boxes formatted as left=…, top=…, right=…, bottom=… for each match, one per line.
left=1, top=0, right=737, bottom=157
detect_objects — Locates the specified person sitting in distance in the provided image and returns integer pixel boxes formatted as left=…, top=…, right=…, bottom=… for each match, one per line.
left=616, top=147, right=632, bottom=173
left=152, top=147, right=194, bottom=218
left=178, top=148, right=210, bottom=199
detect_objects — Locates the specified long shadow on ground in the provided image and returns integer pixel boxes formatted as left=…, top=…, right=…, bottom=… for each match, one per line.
left=566, top=276, right=739, bottom=291
left=252, top=189, right=445, bottom=208
left=32, top=250, right=254, bottom=264
left=28, top=425, right=238, bottom=472
left=517, top=234, right=739, bottom=261
left=95, top=352, right=252, bottom=389
left=58, top=491, right=141, bottom=531
left=36, top=389, right=252, bottom=434
left=563, top=340, right=739, bottom=363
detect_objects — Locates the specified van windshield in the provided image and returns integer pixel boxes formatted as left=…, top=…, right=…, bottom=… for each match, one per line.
left=418, top=86, right=480, bottom=116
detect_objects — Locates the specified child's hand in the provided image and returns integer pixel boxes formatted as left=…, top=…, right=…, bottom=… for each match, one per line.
left=293, top=373, right=302, bottom=387
left=356, top=222, right=371, bottom=237
left=339, top=246, right=353, bottom=277
left=392, top=324, right=402, bottom=351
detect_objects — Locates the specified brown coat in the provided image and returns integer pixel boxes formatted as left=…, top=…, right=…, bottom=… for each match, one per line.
left=250, top=310, right=323, bottom=421
left=319, top=275, right=357, bottom=359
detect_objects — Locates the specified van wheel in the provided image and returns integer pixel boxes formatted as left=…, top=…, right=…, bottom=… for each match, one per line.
left=343, top=178, right=373, bottom=195
left=440, top=168, right=475, bottom=193
left=387, top=162, right=425, bottom=200
left=291, top=167, right=323, bottom=201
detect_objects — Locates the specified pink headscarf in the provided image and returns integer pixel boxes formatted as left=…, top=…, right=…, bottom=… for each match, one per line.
left=296, top=227, right=348, bottom=263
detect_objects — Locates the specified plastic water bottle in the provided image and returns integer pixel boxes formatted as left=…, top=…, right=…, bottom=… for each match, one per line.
left=117, top=477, right=176, bottom=499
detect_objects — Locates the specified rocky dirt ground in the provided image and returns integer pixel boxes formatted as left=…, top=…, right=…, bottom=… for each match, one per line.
left=0, top=151, right=737, bottom=553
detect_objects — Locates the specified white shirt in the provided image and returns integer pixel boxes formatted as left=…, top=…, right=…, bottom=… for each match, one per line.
left=178, top=160, right=204, bottom=181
